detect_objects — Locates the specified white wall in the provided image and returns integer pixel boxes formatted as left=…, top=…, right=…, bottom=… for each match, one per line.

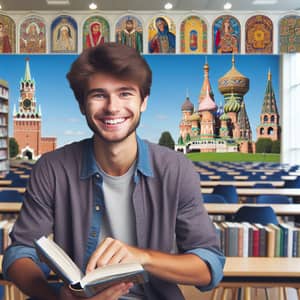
left=282, top=54, right=300, bottom=166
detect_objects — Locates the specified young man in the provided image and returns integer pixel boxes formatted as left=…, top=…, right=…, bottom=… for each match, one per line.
left=3, top=43, right=225, bottom=300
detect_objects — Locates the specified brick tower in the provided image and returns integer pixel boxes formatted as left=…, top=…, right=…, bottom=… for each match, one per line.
left=13, top=58, right=56, bottom=160
left=256, top=70, right=281, bottom=141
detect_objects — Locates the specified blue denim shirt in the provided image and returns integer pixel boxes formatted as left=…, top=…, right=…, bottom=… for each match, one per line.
left=3, top=136, right=225, bottom=297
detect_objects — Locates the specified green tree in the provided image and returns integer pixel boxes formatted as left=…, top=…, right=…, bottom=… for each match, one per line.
left=256, top=138, right=272, bottom=153
left=158, top=131, right=175, bottom=149
left=185, top=133, right=191, bottom=143
left=271, top=140, right=281, bottom=153
left=9, top=137, right=19, bottom=158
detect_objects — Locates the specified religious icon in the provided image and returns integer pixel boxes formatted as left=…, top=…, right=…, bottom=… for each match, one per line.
left=149, top=16, right=176, bottom=53
left=20, top=17, right=46, bottom=53
left=116, top=16, right=143, bottom=53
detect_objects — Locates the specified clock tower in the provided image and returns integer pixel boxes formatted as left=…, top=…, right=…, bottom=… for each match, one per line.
left=13, top=58, right=56, bottom=159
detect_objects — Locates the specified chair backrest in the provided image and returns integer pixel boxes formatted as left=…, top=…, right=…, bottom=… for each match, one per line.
left=253, top=183, right=273, bottom=188
left=234, top=206, right=278, bottom=225
left=0, top=190, right=24, bottom=202
left=212, top=185, right=238, bottom=203
left=202, top=194, right=226, bottom=203
left=256, top=194, right=292, bottom=204
left=284, top=177, right=300, bottom=188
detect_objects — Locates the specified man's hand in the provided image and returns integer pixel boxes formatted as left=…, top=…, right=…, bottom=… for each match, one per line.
left=86, top=237, right=149, bottom=273
left=59, top=282, right=133, bottom=300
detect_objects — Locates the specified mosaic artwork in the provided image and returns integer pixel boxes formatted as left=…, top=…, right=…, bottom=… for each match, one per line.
left=83, top=16, right=110, bottom=50
left=20, top=16, right=46, bottom=53
left=115, top=15, right=143, bottom=53
left=213, top=15, right=240, bottom=53
left=148, top=16, right=176, bottom=53
left=180, top=16, right=207, bottom=53
left=51, top=15, right=77, bottom=53
left=0, top=14, right=15, bottom=53
left=245, top=15, right=273, bottom=53
left=279, top=15, right=300, bottom=53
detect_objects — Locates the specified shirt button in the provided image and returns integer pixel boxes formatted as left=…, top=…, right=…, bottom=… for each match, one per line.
left=95, top=205, right=100, bottom=211
left=95, top=173, right=100, bottom=179
left=91, top=232, right=97, bottom=237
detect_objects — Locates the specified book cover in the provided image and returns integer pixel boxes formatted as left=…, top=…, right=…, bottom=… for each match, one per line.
left=34, top=236, right=148, bottom=298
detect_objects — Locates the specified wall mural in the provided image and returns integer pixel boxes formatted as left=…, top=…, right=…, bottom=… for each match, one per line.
left=213, top=15, right=240, bottom=54
left=245, top=15, right=273, bottom=54
left=115, top=15, right=143, bottom=53
left=0, top=14, right=15, bottom=53
left=180, top=16, right=207, bottom=53
left=51, top=15, right=77, bottom=53
left=20, top=16, right=46, bottom=53
left=279, top=15, right=300, bottom=53
left=83, top=16, right=109, bottom=50
left=148, top=16, right=176, bottom=53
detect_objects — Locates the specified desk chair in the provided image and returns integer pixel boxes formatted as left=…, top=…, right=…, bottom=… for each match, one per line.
left=246, top=184, right=274, bottom=203
left=0, top=190, right=24, bottom=202
left=284, top=177, right=300, bottom=188
left=212, top=185, right=238, bottom=203
left=202, top=194, right=226, bottom=203
left=256, top=195, right=292, bottom=204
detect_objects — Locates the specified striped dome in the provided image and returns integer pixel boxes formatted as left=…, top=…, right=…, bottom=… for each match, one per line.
left=181, top=96, right=194, bottom=111
left=224, top=93, right=240, bottom=113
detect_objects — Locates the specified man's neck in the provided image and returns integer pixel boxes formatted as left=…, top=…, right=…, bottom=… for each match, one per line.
left=93, top=134, right=138, bottom=176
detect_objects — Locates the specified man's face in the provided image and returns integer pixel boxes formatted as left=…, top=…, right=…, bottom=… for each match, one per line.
left=81, top=73, right=148, bottom=144
left=126, top=21, right=134, bottom=32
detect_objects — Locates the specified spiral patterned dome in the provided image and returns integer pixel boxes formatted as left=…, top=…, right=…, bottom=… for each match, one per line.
left=224, top=93, right=241, bottom=113
left=218, top=56, right=249, bottom=95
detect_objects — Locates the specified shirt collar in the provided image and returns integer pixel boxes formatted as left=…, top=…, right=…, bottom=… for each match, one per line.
left=80, top=136, right=153, bottom=180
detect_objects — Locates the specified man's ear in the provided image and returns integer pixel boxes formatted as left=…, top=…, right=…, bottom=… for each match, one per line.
left=141, top=96, right=148, bottom=113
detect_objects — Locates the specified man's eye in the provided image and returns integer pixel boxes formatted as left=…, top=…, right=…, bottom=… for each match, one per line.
left=92, top=93, right=106, bottom=99
left=120, top=92, right=132, bottom=97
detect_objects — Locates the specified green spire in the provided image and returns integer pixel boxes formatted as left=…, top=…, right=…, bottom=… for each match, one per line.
left=24, top=57, right=31, bottom=81
left=261, top=69, right=278, bottom=114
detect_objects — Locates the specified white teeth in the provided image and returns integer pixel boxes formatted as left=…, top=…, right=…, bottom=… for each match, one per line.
left=104, top=118, right=125, bottom=125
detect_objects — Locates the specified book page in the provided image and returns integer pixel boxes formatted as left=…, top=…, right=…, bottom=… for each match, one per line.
left=36, top=236, right=83, bottom=284
left=80, top=263, right=143, bottom=287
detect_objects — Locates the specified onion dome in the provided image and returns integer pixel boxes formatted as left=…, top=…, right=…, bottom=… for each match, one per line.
left=0, top=79, right=8, bottom=88
left=188, top=112, right=200, bottom=121
left=199, top=87, right=217, bottom=112
left=181, top=95, right=194, bottom=111
left=224, top=92, right=240, bottom=113
left=220, top=113, right=230, bottom=121
left=218, top=56, right=249, bottom=95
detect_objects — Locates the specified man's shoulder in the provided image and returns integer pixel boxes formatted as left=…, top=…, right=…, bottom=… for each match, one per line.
left=37, top=138, right=90, bottom=165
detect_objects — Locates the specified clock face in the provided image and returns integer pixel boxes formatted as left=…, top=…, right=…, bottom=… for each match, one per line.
left=23, top=98, right=32, bottom=109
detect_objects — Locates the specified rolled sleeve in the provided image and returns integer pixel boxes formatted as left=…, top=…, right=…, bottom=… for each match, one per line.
left=186, top=248, right=225, bottom=291
left=2, top=245, right=42, bottom=280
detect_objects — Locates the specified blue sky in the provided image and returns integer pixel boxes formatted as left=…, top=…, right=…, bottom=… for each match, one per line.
left=0, top=54, right=279, bottom=147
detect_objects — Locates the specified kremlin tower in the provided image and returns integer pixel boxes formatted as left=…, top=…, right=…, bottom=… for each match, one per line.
left=13, top=58, right=57, bottom=160
left=256, top=70, right=281, bottom=141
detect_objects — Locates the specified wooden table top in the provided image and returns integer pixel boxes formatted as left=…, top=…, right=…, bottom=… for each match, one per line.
left=204, top=203, right=300, bottom=216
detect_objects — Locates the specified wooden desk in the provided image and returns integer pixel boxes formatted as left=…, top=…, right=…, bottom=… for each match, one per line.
left=204, top=203, right=300, bottom=216
left=221, top=257, right=300, bottom=300
left=201, top=187, right=300, bottom=198
left=0, top=203, right=22, bottom=213
left=0, top=187, right=26, bottom=193
left=200, top=181, right=285, bottom=187
left=0, top=180, right=12, bottom=186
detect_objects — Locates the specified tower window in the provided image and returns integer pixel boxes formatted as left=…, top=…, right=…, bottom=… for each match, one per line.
left=263, top=115, right=268, bottom=122
left=268, top=127, right=274, bottom=135
left=260, top=128, right=264, bottom=135
left=271, top=115, right=275, bottom=122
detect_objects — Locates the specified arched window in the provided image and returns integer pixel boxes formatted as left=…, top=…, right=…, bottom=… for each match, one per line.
left=271, top=115, right=275, bottom=122
left=268, top=127, right=273, bottom=135
left=260, top=128, right=264, bottom=134
left=264, top=115, right=268, bottom=122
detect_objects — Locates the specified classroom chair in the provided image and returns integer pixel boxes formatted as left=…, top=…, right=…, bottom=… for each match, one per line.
left=212, top=185, right=238, bottom=203
left=202, top=194, right=226, bottom=203
left=256, top=195, right=292, bottom=204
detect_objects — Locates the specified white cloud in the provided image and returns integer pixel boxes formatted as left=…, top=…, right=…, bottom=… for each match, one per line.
left=155, top=114, right=168, bottom=120
left=64, top=130, right=85, bottom=136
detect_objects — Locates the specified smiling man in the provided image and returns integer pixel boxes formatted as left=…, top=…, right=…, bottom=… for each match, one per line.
left=3, top=43, right=225, bottom=300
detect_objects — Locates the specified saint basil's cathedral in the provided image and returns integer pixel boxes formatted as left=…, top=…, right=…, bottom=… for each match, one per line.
left=175, top=56, right=281, bottom=154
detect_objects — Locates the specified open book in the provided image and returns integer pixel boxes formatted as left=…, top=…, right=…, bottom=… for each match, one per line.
left=34, top=236, right=148, bottom=298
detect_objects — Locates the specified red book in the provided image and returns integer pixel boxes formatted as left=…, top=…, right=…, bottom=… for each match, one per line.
left=252, top=226, right=260, bottom=257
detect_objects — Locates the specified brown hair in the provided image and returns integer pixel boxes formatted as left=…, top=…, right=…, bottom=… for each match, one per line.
left=66, top=42, right=152, bottom=106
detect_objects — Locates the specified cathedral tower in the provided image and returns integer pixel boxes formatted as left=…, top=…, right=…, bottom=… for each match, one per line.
left=256, top=70, right=281, bottom=141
